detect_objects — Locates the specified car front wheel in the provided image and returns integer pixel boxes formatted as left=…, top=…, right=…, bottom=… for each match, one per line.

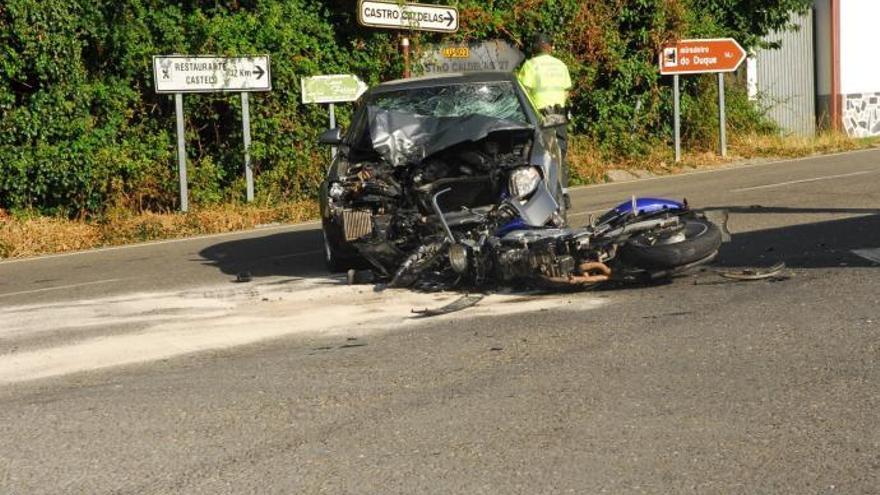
left=322, top=226, right=361, bottom=273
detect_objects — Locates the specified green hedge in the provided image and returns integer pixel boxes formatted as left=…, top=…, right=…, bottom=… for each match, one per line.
left=0, top=0, right=811, bottom=216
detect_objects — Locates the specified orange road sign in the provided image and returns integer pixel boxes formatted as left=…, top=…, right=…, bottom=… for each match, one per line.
left=659, top=38, right=746, bottom=75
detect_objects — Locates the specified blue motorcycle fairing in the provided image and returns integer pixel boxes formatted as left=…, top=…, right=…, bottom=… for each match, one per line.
left=612, top=197, right=686, bottom=216
left=496, top=217, right=531, bottom=237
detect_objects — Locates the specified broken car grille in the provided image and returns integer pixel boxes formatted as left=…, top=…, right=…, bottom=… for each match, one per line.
left=343, top=209, right=373, bottom=241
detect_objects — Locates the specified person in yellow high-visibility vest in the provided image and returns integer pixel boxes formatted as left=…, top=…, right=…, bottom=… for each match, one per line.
left=518, top=33, right=572, bottom=196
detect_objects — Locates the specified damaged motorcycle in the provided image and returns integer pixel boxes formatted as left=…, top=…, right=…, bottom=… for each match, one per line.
left=319, top=72, right=723, bottom=290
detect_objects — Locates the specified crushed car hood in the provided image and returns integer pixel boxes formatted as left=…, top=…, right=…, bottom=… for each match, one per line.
left=368, top=107, right=533, bottom=167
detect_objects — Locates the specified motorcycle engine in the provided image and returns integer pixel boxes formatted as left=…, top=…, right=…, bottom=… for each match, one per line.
left=495, top=236, right=577, bottom=281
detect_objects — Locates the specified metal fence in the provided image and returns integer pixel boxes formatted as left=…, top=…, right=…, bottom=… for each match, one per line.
left=752, top=10, right=816, bottom=136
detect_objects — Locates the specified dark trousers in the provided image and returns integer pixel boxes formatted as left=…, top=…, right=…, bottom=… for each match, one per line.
left=557, top=124, right=568, bottom=188
left=541, top=106, right=569, bottom=188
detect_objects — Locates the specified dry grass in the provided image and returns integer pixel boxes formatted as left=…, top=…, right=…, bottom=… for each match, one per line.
left=568, top=136, right=716, bottom=184
left=0, top=200, right=318, bottom=259
left=1, top=131, right=878, bottom=260
left=731, top=131, right=880, bottom=158
left=568, top=132, right=880, bottom=185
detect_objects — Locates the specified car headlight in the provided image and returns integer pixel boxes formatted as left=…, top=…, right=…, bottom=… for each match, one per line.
left=328, top=182, right=344, bottom=200
left=509, top=167, right=541, bottom=199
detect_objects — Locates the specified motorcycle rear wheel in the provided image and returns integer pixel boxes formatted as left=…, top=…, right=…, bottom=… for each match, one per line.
left=620, top=217, right=722, bottom=270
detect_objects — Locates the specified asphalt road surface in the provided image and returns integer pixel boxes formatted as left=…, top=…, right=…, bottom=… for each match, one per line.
left=1, top=150, right=879, bottom=493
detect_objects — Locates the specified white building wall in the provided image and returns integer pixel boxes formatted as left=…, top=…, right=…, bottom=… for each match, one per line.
left=839, top=0, right=880, bottom=136
left=839, top=0, right=880, bottom=93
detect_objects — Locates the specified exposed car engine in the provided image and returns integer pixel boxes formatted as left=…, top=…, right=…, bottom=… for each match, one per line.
left=326, top=128, right=538, bottom=280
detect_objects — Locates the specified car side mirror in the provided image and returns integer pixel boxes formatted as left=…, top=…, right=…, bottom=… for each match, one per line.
left=541, top=114, right=567, bottom=128
left=318, top=128, right=343, bottom=146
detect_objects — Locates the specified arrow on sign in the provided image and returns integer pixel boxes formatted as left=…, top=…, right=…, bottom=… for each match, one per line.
left=153, top=55, right=272, bottom=93
left=357, top=1, right=459, bottom=34
left=301, top=74, right=369, bottom=104
left=659, top=38, right=746, bottom=75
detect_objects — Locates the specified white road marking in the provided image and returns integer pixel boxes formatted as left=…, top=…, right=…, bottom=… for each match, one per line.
left=0, top=279, right=126, bottom=299
left=567, top=147, right=880, bottom=192
left=730, top=170, right=876, bottom=193
left=852, top=248, right=880, bottom=264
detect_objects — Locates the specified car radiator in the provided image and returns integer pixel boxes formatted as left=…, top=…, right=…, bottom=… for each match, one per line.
left=343, top=209, right=373, bottom=241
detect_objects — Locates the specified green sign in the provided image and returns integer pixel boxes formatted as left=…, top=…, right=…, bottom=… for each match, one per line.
left=301, top=74, right=369, bottom=104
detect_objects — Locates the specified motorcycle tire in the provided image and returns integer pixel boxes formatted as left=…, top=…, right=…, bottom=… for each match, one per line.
left=620, top=217, right=722, bottom=270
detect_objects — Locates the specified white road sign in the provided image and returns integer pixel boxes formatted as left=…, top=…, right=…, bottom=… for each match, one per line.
left=153, top=55, right=271, bottom=94
left=358, top=0, right=459, bottom=33
left=301, top=75, right=369, bottom=104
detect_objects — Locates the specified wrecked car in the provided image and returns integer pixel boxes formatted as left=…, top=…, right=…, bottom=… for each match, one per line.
left=319, top=72, right=723, bottom=289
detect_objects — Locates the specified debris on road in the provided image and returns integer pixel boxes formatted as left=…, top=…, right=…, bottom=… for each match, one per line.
left=412, top=294, right=485, bottom=318
left=716, top=262, right=786, bottom=281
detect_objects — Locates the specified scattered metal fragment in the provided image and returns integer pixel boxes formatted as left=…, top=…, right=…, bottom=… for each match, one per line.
left=412, top=294, right=485, bottom=318
left=716, top=262, right=786, bottom=281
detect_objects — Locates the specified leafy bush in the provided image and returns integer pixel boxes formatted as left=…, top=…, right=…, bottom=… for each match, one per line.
left=0, top=0, right=812, bottom=217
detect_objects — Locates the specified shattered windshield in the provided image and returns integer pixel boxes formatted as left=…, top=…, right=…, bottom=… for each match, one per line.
left=370, top=82, right=528, bottom=124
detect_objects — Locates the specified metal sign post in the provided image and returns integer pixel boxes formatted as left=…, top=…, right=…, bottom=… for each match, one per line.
left=174, top=93, right=189, bottom=212
left=329, top=103, right=337, bottom=159
left=402, top=37, right=411, bottom=78
left=718, top=73, right=727, bottom=157
left=241, top=92, right=254, bottom=202
left=673, top=75, right=681, bottom=163
left=659, top=38, right=745, bottom=161
left=153, top=55, right=272, bottom=211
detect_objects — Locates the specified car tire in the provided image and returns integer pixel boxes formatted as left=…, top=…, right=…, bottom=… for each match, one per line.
left=323, top=227, right=360, bottom=273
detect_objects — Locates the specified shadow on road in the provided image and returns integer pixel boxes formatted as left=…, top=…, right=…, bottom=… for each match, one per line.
left=712, top=205, right=880, bottom=216
left=198, top=228, right=328, bottom=280
left=715, top=209, right=880, bottom=269
left=197, top=208, right=880, bottom=282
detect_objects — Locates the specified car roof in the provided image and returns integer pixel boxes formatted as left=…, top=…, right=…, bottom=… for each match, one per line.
left=369, top=72, right=520, bottom=95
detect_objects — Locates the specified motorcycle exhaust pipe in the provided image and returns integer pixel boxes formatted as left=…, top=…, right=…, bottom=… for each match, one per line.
left=547, top=261, right=612, bottom=285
